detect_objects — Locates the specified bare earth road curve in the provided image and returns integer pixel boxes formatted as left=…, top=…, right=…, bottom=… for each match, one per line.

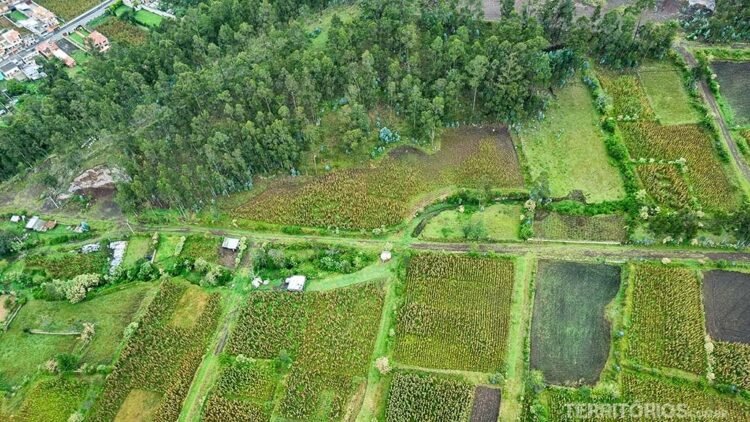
left=675, top=44, right=750, bottom=182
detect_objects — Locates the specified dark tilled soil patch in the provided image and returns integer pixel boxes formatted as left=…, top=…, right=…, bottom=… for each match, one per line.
left=703, top=270, right=750, bottom=344
left=218, top=246, right=238, bottom=269
left=470, top=386, right=501, bottom=422
left=531, top=261, right=621, bottom=386
left=712, top=61, right=750, bottom=126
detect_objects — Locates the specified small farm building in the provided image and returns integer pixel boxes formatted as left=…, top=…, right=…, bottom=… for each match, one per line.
left=222, top=237, right=240, bottom=251
left=286, top=275, right=306, bottom=292
left=81, top=243, right=100, bottom=254
left=380, top=250, right=392, bottom=262
left=10, top=215, right=20, bottom=223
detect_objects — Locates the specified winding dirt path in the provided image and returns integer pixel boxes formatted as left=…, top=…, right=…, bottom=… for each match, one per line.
left=675, top=44, right=750, bottom=182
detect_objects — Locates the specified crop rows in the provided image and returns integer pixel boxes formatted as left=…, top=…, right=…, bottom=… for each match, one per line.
left=235, top=129, right=523, bottom=230
left=395, top=253, right=515, bottom=372
left=597, top=73, right=654, bottom=121
left=222, top=284, right=384, bottom=420
left=635, top=164, right=691, bottom=209
left=627, top=265, right=706, bottom=374
left=97, top=19, right=147, bottom=45
left=712, top=341, right=750, bottom=391
left=88, top=281, right=221, bottom=421
left=533, top=212, right=627, bottom=242
left=621, top=122, right=738, bottom=210
left=26, top=251, right=109, bottom=280
left=386, top=372, right=473, bottom=422
left=202, top=360, right=277, bottom=422
left=38, top=0, right=100, bottom=20
left=236, top=162, right=425, bottom=230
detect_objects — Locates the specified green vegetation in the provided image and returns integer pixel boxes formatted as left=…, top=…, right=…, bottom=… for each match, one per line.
left=123, top=236, right=151, bottom=267
left=531, top=261, right=620, bottom=385
left=520, top=81, right=625, bottom=202
left=224, top=283, right=384, bottom=420
left=621, top=122, right=740, bottom=211
left=420, top=203, right=521, bottom=241
left=0, top=282, right=152, bottom=388
left=627, top=265, right=706, bottom=374
left=395, top=253, right=515, bottom=372
left=202, top=358, right=278, bottom=421
left=713, top=341, right=750, bottom=391
left=385, top=372, right=473, bottom=421
left=635, top=163, right=691, bottom=209
left=638, top=62, right=701, bottom=125
left=89, top=281, right=221, bottom=421
left=38, top=0, right=101, bottom=21
left=25, top=249, right=109, bottom=280
left=133, top=10, right=163, bottom=28
left=95, top=18, right=148, bottom=45
left=3, top=376, right=92, bottom=421
left=533, top=212, right=628, bottom=242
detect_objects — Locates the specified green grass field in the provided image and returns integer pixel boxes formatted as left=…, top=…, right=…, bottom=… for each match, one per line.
left=134, top=10, right=163, bottom=28
left=531, top=261, right=620, bottom=385
left=123, top=236, right=151, bottom=267
left=638, top=62, right=700, bottom=125
left=0, top=283, right=153, bottom=388
left=519, top=81, right=625, bottom=202
left=1, top=375, right=94, bottom=421
left=421, top=203, right=521, bottom=241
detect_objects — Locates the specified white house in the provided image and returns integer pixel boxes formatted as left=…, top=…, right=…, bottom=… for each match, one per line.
left=285, top=275, right=306, bottom=292
left=380, top=250, right=392, bottom=262
left=10, top=215, right=20, bottom=223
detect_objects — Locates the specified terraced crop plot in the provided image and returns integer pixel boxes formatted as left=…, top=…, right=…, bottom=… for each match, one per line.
left=638, top=62, right=700, bottom=125
left=702, top=270, right=750, bottom=344
left=235, top=127, right=524, bottom=230
left=635, top=163, right=691, bottom=208
left=225, top=284, right=384, bottom=420
left=621, top=122, right=739, bottom=210
left=2, top=376, right=92, bottom=421
left=89, top=281, right=221, bottom=421
left=25, top=250, right=109, bottom=280
left=385, top=372, right=473, bottom=422
left=533, top=211, right=627, bottom=242
left=394, top=253, right=515, bottom=372
left=627, top=265, right=706, bottom=374
left=712, top=61, right=750, bottom=126
left=531, top=261, right=620, bottom=385
left=520, top=81, right=625, bottom=202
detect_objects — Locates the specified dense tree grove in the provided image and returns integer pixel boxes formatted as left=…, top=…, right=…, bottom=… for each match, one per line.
left=681, top=0, right=750, bottom=43
left=0, top=0, right=675, bottom=212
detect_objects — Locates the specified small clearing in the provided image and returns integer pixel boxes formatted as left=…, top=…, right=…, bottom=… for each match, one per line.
left=114, top=389, right=163, bottom=422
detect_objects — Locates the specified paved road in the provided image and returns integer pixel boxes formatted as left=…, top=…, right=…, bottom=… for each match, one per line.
left=0, top=0, right=116, bottom=68
left=675, top=44, right=750, bottom=182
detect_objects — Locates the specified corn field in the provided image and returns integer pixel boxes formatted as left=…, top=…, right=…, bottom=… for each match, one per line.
left=635, top=164, right=692, bottom=209
left=712, top=341, right=750, bottom=391
left=598, top=73, right=655, bottom=121
left=627, top=265, right=706, bottom=374
left=386, top=372, right=473, bottom=422
left=202, top=360, right=276, bottom=422
left=533, top=212, right=627, bottom=242
left=394, top=253, right=515, bottom=372
left=223, top=284, right=384, bottom=420
left=621, top=123, right=739, bottom=210
left=87, top=281, right=221, bottom=422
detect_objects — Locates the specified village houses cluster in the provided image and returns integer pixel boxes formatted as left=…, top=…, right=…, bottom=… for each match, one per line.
left=0, top=0, right=109, bottom=83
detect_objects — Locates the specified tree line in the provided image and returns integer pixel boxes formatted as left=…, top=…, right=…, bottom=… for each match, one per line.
left=0, top=0, right=675, bottom=213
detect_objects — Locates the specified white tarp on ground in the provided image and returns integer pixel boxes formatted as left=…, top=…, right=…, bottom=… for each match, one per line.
left=285, top=275, right=306, bottom=291
left=109, top=241, right=128, bottom=274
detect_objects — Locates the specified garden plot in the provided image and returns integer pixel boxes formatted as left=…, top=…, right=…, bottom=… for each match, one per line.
left=394, top=253, right=515, bottom=372
left=89, top=281, right=221, bottom=421
left=627, top=265, right=706, bottom=374
left=2, top=376, right=93, bottom=421
left=533, top=211, right=627, bottom=243
left=234, top=126, right=524, bottom=230
left=702, top=270, right=750, bottom=344
left=470, top=386, right=501, bottom=422
left=621, top=122, right=740, bottom=211
left=224, top=283, right=384, bottom=420
left=531, top=261, right=620, bottom=385
left=638, top=61, right=700, bottom=125
left=712, top=61, right=750, bottom=126
left=385, top=372, right=473, bottom=422
left=635, top=163, right=691, bottom=209
left=519, top=81, right=625, bottom=202
left=38, top=0, right=100, bottom=21
left=202, top=358, right=278, bottom=421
